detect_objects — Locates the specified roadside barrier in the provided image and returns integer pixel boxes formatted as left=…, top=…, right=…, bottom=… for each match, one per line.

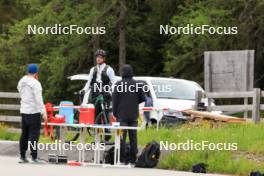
left=194, top=88, right=264, bottom=123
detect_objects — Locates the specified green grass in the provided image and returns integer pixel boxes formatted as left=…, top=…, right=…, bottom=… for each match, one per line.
left=0, top=124, right=20, bottom=141
left=138, top=123, right=264, bottom=175
left=0, top=124, right=94, bottom=143
left=1, top=122, right=264, bottom=175
left=158, top=150, right=264, bottom=175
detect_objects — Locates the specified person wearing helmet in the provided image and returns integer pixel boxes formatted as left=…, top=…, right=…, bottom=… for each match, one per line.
left=17, top=64, right=47, bottom=163
left=81, top=49, right=116, bottom=125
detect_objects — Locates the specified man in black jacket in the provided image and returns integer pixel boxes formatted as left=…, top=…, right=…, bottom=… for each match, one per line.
left=112, top=64, right=146, bottom=164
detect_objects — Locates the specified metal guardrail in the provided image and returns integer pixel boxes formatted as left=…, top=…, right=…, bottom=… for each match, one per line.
left=194, top=88, right=263, bottom=123
left=0, top=92, right=20, bottom=122
left=2, top=89, right=264, bottom=123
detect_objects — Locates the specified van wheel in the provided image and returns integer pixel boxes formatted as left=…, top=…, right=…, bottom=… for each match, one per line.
left=160, top=116, right=186, bottom=126
left=150, top=119, right=157, bottom=125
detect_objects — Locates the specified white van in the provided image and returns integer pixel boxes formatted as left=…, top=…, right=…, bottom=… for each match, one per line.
left=68, top=75, right=209, bottom=125
left=134, top=77, right=205, bottom=125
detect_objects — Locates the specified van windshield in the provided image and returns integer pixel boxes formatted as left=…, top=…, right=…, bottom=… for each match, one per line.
left=150, top=79, right=203, bottom=100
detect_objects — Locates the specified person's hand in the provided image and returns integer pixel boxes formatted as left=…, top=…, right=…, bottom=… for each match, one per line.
left=112, top=115, right=117, bottom=122
left=42, top=113, right=48, bottom=121
left=79, top=89, right=86, bottom=95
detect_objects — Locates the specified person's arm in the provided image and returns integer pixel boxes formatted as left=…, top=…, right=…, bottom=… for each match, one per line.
left=82, top=67, right=94, bottom=92
left=138, top=86, right=146, bottom=104
left=107, top=66, right=116, bottom=85
left=112, top=84, right=119, bottom=119
left=33, top=82, right=47, bottom=119
left=17, top=79, right=22, bottom=94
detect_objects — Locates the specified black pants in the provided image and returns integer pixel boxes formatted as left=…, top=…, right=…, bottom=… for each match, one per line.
left=120, top=121, right=138, bottom=163
left=19, top=113, right=41, bottom=159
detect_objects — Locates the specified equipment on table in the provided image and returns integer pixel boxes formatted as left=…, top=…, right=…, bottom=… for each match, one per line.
left=44, top=103, right=66, bottom=141
left=48, top=154, right=68, bottom=164
left=135, top=141, right=160, bottom=168
left=44, top=103, right=54, bottom=137
left=59, top=101, right=74, bottom=124
left=50, top=114, right=66, bottom=123
left=79, top=104, right=95, bottom=124
left=45, top=101, right=96, bottom=142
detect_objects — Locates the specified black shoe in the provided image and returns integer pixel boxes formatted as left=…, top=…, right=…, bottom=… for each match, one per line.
left=31, top=158, right=46, bottom=164
left=127, top=159, right=136, bottom=166
left=129, top=161, right=136, bottom=165
left=18, top=157, right=29, bottom=164
left=128, top=162, right=135, bottom=167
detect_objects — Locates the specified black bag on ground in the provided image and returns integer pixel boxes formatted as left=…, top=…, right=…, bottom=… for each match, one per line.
left=249, top=171, right=264, bottom=176
left=104, top=144, right=130, bottom=165
left=104, top=146, right=115, bottom=164
left=135, top=141, right=160, bottom=168
left=192, top=163, right=207, bottom=173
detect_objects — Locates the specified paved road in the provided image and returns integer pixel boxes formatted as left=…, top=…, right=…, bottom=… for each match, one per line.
left=0, top=140, right=226, bottom=176
left=0, top=156, right=225, bottom=176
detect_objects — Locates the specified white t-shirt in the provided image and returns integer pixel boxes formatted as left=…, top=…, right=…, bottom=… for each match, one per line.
left=17, top=75, right=46, bottom=115
left=83, top=63, right=116, bottom=91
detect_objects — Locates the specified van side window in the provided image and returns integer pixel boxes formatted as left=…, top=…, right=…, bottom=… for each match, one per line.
left=137, top=80, right=151, bottom=98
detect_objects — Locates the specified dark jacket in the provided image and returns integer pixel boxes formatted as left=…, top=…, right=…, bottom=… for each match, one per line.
left=112, top=65, right=146, bottom=122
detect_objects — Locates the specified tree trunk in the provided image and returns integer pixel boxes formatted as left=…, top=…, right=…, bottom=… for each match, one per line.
left=92, top=0, right=102, bottom=65
left=118, top=0, right=126, bottom=75
left=93, top=35, right=100, bottom=65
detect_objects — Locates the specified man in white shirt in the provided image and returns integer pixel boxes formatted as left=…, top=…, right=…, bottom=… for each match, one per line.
left=17, top=64, right=47, bottom=163
left=82, top=49, right=116, bottom=93
left=81, top=49, right=116, bottom=126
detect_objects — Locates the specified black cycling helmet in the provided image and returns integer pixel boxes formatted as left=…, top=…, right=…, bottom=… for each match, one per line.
left=95, top=49, right=106, bottom=58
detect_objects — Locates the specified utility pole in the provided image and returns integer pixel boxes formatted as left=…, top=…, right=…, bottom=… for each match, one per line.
left=118, top=0, right=126, bottom=74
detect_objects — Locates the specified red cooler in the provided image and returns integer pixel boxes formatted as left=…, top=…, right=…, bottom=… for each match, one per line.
left=79, top=104, right=95, bottom=124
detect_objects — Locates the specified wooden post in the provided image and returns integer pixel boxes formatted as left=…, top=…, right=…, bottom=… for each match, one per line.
left=208, top=98, right=212, bottom=112
left=204, top=52, right=212, bottom=92
left=193, top=90, right=203, bottom=110
left=252, top=88, right=261, bottom=123
left=243, top=98, right=248, bottom=119
left=118, top=0, right=127, bottom=74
